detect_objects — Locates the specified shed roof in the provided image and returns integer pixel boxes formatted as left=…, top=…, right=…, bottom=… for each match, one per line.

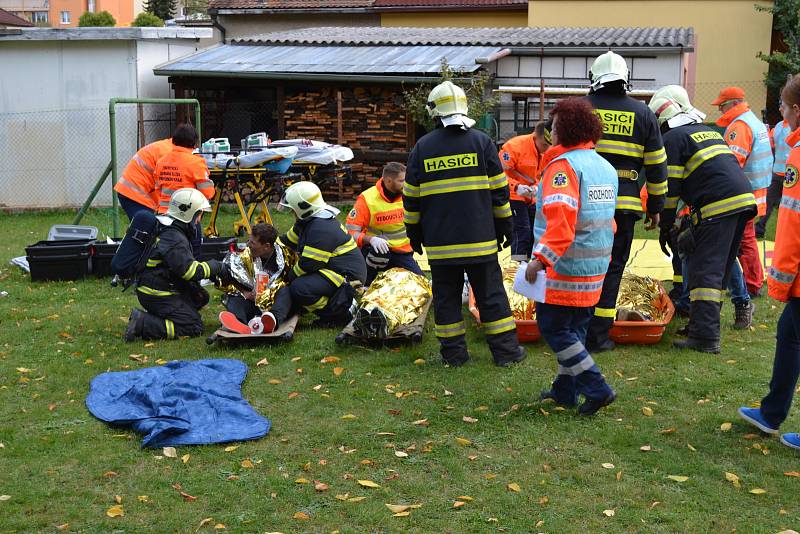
left=154, top=42, right=502, bottom=82
left=373, top=0, right=525, bottom=8
left=0, top=27, right=212, bottom=41
left=233, top=26, right=694, bottom=49
left=0, top=8, right=34, bottom=27
left=208, top=0, right=525, bottom=10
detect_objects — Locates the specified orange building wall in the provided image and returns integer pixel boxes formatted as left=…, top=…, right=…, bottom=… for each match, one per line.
left=49, top=0, right=133, bottom=27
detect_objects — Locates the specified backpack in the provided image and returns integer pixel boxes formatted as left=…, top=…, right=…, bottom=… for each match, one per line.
left=111, top=210, right=160, bottom=283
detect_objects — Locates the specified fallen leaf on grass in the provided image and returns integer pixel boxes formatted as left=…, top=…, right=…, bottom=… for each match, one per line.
left=181, top=454, right=190, bottom=464
left=0, top=495, right=11, bottom=501
left=720, top=422, right=732, bottom=432
left=724, top=472, right=741, bottom=488
left=413, top=359, right=426, bottom=365
left=462, top=416, right=478, bottom=424
left=659, top=428, right=676, bottom=435
left=180, top=492, right=197, bottom=501
left=616, top=471, right=622, bottom=481
left=784, top=471, right=800, bottom=477
left=340, top=414, right=357, bottom=420
left=393, top=511, right=411, bottom=517
left=333, top=367, right=345, bottom=376
left=601, top=463, right=615, bottom=469
left=455, top=437, right=471, bottom=446
left=162, top=447, right=177, bottom=458
left=256, top=358, right=268, bottom=366
left=314, top=481, right=329, bottom=491
left=137, top=496, right=149, bottom=503
left=468, top=455, right=478, bottom=461
left=394, top=450, right=408, bottom=458
left=114, top=495, right=123, bottom=504
left=456, top=495, right=473, bottom=501
left=320, top=356, right=341, bottom=363
left=507, top=482, right=521, bottom=492
left=106, top=505, right=124, bottom=517
left=287, top=392, right=299, bottom=400
left=687, top=443, right=697, bottom=452
left=102, top=471, right=118, bottom=478
left=412, top=419, right=429, bottom=426
left=268, top=379, right=282, bottom=385
left=539, top=496, right=549, bottom=505
left=639, top=445, right=652, bottom=452
left=55, top=524, right=68, bottom=530
left=602, top=509, right=615, bottom=517
left=224, top=446, right=238, bottom=452
left=213, top=524, right=226, bottom=530
left=295, top=478, right=309, bottom=484
left=641, top=407, right=654, bottom=417
left=198, top=518, right=214, bottom=528
left=667, top=475, right=689, bottom=482
left=357, top=480, right=380, bottom=489
left=386, top=504, right=411, bottom=513
left=749, top=488, right=767, bottom=494
left=347, top=496, right=367, bottom=502
left=293, top=512, right=310, bottom=520
left=241, top=459, right=254, bottom=468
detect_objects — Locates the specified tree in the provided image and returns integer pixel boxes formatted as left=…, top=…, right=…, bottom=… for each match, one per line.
left=756, top=0, right=800, bottom=101
left=78, top=10, right=116, bottom=26
left=402, top=59, right=498, bottom=136
left=131, top=12, right=164, bottom=27
left=145, top=0, right=176, bottom=21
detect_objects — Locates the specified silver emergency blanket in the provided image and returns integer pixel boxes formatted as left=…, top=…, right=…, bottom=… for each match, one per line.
left=220, top=242, right=297, bottom=310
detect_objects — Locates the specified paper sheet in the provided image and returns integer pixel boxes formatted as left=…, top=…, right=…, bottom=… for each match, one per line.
left=513, top=263, right=546, bottom=303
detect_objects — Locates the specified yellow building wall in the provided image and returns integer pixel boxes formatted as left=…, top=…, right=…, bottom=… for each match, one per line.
left=528, top=0, right=774, bottom=116
left=381, top=11, right=527, bottom=28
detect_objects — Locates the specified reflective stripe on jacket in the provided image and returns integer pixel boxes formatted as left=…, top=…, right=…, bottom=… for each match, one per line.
left=346, top=180, right=411, bottom=253
left=532, top=142, right=617, bottom=307
left=114, top=138, right=173, bottom=209
left=768, top=128, right=800, bottom=302
left=498, top=134, right=541, bottom=203
left=772, top=120, right=792, bottom=175
left=154, top=146, right=215, bottom=213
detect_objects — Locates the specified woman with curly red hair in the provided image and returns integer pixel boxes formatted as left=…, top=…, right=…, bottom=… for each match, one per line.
left=524, top=97, right=618, bottom=415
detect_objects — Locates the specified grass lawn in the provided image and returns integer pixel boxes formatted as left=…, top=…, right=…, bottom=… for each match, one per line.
left=0, top=207, right=797, bottom=533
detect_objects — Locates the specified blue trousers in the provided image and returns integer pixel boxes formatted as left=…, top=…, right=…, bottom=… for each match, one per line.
left=537, top=302, right=613, bottom=402
left=118, top=193, right=152, bottom=221
left=759, top=298, right=800, bottom=427
left=510, top=199, right=536, bottom=259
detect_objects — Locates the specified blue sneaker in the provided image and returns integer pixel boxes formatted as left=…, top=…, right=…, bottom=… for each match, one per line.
left=738, top=407, right=779, bottom=435
left=780, top=433, right=800, bottom=450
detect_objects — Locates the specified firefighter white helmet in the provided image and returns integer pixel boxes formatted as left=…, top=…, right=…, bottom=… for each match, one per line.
left=166, top=187, right=210, bottom=224
left=426, top=81, right=469, bottom=118
left=648, top=85, right=706, bottom=128
left=280, top=181, right=328, bottom=220
left=589, top=51, right=629, bottom=90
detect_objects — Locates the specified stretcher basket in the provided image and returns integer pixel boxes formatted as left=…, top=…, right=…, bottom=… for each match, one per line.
left=468, top=278, right=674, bottom=345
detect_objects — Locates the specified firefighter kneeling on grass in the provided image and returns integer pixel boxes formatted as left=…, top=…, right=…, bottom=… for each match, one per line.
left=403, top=81, right=525, bottom=367
left=255, top=181, right=367, bottom=334
left=124, top=188, right=229, bottom=341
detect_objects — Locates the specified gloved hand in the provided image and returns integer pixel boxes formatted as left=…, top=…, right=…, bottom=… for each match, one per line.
left=516, top=184, right=536, bottom=198
left=406, top=224, right=423, bottom=255
left=495, top=217, right=514, bottom=250
left=216, top=263, right=234, bottom=286
left=658, top=228, right=672, bottom=256
left=369, top=236, right=390, bottom=254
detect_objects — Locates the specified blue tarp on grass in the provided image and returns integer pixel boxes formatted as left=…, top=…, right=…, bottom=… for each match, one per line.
left=86, top=359, right=270, bottom=448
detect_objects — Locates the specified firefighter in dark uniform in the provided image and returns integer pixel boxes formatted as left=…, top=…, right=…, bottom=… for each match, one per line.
left=403, top=81, right=525, bottom=367
left=124, top=188, right=228, bottom=341
left=585, top=51, right=668, bottom=352
left=648, top=85, right=756, bottom=353
left=258, top=181, right=367, bottom=334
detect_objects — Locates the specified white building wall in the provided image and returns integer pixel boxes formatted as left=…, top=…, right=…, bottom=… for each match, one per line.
left=0, top=37, right=203, bottom=208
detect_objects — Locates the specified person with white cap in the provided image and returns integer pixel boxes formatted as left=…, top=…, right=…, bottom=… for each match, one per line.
left=648, top=85, right=756, bottom=353
left=257, top=181, right=367, bottom=334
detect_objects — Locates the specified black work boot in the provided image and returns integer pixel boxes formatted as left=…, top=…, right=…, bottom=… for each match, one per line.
left=578, top=390, right=617, bottom=416
left=673, top=337, right=720, bottom=354
left=495, top=346, right=527, bottom=367
left=124, top=309, right=144, bottom=342
left=586, top=337, right=616, bottom=353
left=733, top=301, right=755, bottom=330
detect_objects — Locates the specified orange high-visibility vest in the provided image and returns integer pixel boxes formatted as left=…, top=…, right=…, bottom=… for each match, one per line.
left=498, top=134, right=542, bottom=203
left=768, top=128, right=800, bottom=301
left=346, top=179, right=411, bottom=253
left=114, top=139, right=173, bottom=209
left=153, top=146, right=215, bottom=213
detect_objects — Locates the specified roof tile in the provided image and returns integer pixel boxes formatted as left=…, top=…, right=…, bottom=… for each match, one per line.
left=209, top=0, right=373, bottom=8
left=0, top=8, right=34, bottom=27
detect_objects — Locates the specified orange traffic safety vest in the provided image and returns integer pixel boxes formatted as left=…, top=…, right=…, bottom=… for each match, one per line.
left=153, top=146, right=215, bottom=213
left=499, top=133, right=542, bottom=204
left=114, top=138, right=173, bottom=209
left=768, top=127, right=800, bottom=302
left=346, top=179, right=411, bottom=253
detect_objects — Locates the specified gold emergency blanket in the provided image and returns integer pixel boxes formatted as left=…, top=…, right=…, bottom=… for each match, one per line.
left=502, top=264, right=535, bottom=321
left=358, top=268, right=432, bottom=334
left=219, top=242, right=297, bottom=310
left=615, top=272, right=666, bottom=322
